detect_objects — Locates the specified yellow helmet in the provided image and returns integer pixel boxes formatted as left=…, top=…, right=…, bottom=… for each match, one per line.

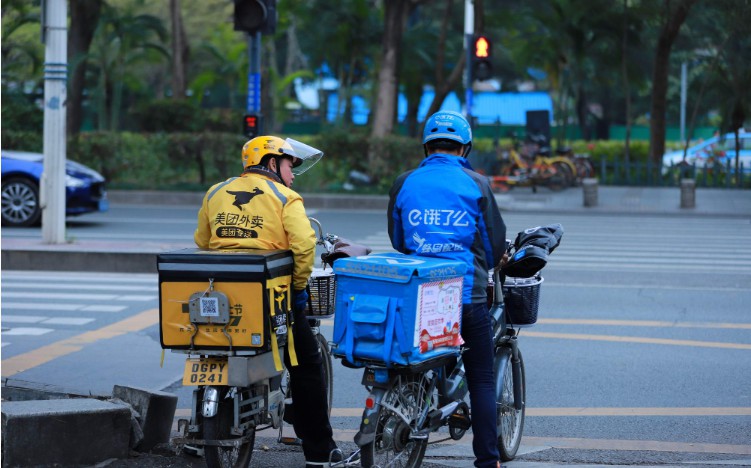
left=241, top=136, right=323, bottom=174
left=241, top=136, right=298, bottom=169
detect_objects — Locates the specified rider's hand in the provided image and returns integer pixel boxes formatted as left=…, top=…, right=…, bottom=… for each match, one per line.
left=501, top=252, right=509, bottom=267
left=292, top=288, right=309, bottom=313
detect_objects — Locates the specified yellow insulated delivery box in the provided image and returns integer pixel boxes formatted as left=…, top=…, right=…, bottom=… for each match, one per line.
left=157, top=248, right=293, bottom=352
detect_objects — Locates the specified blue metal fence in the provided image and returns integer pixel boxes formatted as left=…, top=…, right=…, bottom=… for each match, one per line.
left=598, top=159, right=748, bottom=189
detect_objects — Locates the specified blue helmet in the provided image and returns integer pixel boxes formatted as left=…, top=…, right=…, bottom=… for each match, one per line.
left=422, top=110, right=473, bottom=145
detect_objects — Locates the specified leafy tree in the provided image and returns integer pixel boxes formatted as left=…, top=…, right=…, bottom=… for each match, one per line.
left=1, top=0, right=43, bottom=85
left=294, top=0, right=381, bottom=126
left=189, top=23, right=248, bottom=109
left=647, top=0, right=698, bottom=165
left=87, top=3, right=169, bottom=130
left=169, top=0, right=189, bottom=99
left=68, top=0, right=104, bottom=135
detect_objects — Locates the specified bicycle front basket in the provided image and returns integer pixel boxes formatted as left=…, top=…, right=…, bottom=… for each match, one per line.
left=306, top=270, right=336, bottom=318
left=502, top=275, right=543, bottom=326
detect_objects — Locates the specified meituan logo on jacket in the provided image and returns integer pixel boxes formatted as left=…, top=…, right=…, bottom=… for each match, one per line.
left=226, top=188, right=264, bottom=210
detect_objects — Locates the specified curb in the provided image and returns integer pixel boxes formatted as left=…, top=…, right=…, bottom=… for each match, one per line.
left=1, top=380, right=177, bottom=466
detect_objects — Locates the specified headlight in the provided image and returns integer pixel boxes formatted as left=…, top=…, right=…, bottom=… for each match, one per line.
left=66, top=175, right=86, bottom=188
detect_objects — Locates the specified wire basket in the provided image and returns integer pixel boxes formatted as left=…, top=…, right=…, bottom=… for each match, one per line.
left=306, top=270, right=336, bottom=318
left=502, top=275, right=543, bottom=326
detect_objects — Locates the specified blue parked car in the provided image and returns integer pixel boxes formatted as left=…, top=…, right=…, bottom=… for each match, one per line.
left=1, top=150, right=108, bottom=227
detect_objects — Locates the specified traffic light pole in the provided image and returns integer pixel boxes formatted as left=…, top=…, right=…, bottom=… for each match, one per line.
left=246, top=31, right=262, bottom=133
left=41, top=0, right=67, bottom=244
left=464, top=0, right=474, bottom=122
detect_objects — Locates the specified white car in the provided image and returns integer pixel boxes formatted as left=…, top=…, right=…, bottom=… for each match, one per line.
left=662, top=132, right=751, bottom=174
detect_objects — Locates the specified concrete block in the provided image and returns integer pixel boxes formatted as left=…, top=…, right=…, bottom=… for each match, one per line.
left=582, top=178, right=598, bottom=207
left=680, top=178, right=696, bottom=209
left=112, top=385, right=178, bottom=452
left=1, top=377, right=105, bottom=401
left=1, top=398, right=131, bottom=467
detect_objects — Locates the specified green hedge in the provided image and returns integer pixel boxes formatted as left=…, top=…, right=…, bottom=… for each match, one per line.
left=3, top=129, right=662, bottom=192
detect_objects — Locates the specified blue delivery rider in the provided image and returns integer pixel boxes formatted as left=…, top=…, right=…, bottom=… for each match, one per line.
left=387, top=110, right=507, bottom=468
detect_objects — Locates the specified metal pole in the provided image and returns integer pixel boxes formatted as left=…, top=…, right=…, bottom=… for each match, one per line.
left=464, top=0, right=474, bottom=121
left=246, top=31, right=262, bottom=132
left=680, top=61, right=687, bottom=144
left=41, top=0, right=68, bottom=244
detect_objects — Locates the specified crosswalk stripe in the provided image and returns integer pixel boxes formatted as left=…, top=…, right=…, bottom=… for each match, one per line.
left=2, top=292, right=153, bottom=301
left=1, top=315, right=47, bottom=323
left=42, top=318, right=96, bottom=326
left=80, top=305, right=128, bottom=312
left=2, top=327, right=54, bottom=336
left=1, top=272, right=157, bottom=283
left=2, top=303, right=86, bottom=311
left=1, top=282, right=158, bottom=292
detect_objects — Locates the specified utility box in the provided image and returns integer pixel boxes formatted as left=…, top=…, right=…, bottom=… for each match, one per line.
left=331, top=253, right=466, bottom=367
left=157, top=248, right=293, bottom=352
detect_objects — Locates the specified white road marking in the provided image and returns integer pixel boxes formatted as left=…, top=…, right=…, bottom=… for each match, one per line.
left=2, top=327, right=54, bottom=336
left=2, top=302, right=85, bottom=311
left=1, top=282, right=158, bottom=292
left=42, top=318, right=95, bottom=326
left=1, top=315, right=47, bottom=323
left=2, top=292, right=154, bottom=301
left=80, top=305, right=128, bottom=312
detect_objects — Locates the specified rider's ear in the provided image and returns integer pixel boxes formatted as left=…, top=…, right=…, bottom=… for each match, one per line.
left=267, top=157, right=277, bottom=171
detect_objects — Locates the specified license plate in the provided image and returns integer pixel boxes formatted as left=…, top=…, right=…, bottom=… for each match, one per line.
left=183, top=357, right=229, bottom=386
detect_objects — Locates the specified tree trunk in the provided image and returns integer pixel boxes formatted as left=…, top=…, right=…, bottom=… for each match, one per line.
left=648, top=0, right=697, bottom=165
left=576, top=84, right=589, bottom=141
left=369, top=0, right=409, bottom=142
left=170, top=0, right=189, bottom=99
left=67, top=0, right=103, bottom=136
left=404, top=81, right=422, bottom=137
left=621, top=0, right=632, bottom=164
left=424, top=0, right=464, bottom=128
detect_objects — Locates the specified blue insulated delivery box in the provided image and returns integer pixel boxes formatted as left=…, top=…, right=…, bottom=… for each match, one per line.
left=332, top=253, right=466, bottom=367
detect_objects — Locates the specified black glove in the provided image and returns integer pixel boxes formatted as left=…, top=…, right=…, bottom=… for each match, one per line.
left=292, top=288, right=309, bottom=313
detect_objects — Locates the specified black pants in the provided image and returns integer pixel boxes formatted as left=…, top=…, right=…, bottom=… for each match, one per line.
left=284, top=307, right=337, bottom=462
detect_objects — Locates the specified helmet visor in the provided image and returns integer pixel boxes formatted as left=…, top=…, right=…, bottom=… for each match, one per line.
left=282, top=138, right=324, bottom=175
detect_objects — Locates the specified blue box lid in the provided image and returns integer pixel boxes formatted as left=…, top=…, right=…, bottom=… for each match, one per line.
left=333, top=253, right=466, bottom=283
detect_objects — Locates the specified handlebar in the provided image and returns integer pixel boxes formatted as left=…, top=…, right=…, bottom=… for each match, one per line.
left=309, top=218, right=339, bottom=250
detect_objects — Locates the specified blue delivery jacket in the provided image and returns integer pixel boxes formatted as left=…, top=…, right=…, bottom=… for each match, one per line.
left=388, top=154, right=507, bottom=304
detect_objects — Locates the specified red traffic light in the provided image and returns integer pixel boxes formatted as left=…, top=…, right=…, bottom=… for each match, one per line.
left=474, top=35, right=491, bottom=58
left=244, top=114, right=260, bottom=137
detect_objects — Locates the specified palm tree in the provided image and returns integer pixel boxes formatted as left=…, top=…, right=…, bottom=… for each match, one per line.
left=189, top=23, right=248, bottom=109
left=87, top=4, right=168, bottom=130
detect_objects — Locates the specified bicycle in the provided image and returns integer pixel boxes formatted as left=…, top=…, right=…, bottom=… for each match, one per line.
left=552, top=146, right=596, bottom=184
left=167, top=217, right=351, bottom=468
left=331, top=227, right=559, bottom=468
left=491, top=138, right=577, bottom=193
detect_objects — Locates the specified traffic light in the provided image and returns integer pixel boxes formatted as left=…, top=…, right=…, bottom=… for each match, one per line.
left=472, top=34, right=493, bottom=81
left=243, top=114, right=261, bottom=138
left=234, top=0, right=277, bottom=34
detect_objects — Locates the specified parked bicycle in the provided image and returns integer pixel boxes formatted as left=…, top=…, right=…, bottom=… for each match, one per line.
left=550, top=146, right=596, bottom=183
left=331, top=224, right=563, bottom=468
left=491, top=135, right=577, bottom=192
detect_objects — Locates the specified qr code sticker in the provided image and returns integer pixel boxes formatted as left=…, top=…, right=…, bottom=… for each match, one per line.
left=199, top=297, right=220, bottom=317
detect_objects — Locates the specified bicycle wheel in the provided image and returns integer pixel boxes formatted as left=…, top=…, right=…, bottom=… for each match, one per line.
left=495, top=348, right=525, bottom=461
left=360, top=373, right=432, bottom=468
left=575, top=157, right=595, bottom=180
left=203, top=388, right=255, bottom=468
left=318, top=333, right=334, bottom=414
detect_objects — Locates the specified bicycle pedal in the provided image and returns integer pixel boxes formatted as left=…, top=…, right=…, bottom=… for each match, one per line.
left=279, top=436, right=302, bottom=446
left=448, top=412, right=472, bottom=431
